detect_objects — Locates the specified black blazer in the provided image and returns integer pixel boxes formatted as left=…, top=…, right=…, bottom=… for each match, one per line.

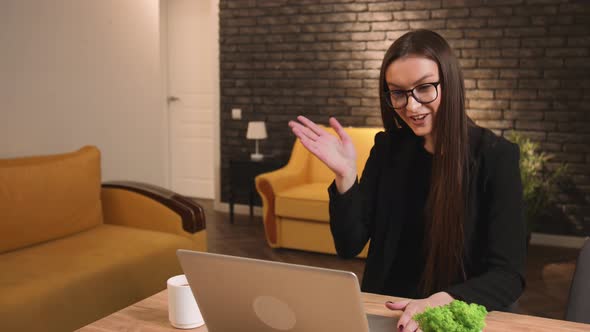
left=328, top=125, right=527, bottom=311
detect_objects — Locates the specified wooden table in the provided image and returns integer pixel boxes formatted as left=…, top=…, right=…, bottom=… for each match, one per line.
left=78, top=290, right=589, bottom=331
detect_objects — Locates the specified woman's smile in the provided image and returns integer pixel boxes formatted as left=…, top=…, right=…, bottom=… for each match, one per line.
left=407, top=113, right=431, bottom=126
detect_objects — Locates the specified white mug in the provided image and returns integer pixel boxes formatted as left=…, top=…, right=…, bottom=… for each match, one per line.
left=167, top=274, right=205, bottom=329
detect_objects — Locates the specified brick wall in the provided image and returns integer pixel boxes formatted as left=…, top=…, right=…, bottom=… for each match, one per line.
left=219, top=0, right=589, bottom=236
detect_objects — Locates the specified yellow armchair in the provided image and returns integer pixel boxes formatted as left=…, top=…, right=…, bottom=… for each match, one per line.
left=255, top=127, right=381, bottom=257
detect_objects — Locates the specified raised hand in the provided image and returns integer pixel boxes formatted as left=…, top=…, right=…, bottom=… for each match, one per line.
left=288, top=116, right=357, bottom=193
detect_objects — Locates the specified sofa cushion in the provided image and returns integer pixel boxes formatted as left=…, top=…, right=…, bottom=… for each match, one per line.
left=275, top=182, right=330, bottom=222
left=0, top=224, right=194, bottom=332
left=0, top=146, right=102, bottom=253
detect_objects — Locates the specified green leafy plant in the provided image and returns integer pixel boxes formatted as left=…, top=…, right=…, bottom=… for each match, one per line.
left=413, top=300, right=487, bottom=332
left=507, top=133, right=568, bottom=234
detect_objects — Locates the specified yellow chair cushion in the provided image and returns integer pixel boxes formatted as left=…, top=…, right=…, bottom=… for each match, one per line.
left=275, top=182, right=331, bottom=223
left=0, top=224, right=194, bottom=332
left=0, top=146, right=103, bottom=253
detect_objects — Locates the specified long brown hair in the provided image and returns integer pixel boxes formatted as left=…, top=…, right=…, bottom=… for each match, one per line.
left=378, top=30, right=469, bottom=295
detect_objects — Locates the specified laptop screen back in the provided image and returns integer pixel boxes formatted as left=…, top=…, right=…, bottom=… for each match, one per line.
left=177, top=250, right=370, bottom=332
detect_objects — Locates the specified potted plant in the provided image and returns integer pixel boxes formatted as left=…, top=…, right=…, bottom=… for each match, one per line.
left=507, top=133, right=568, bottom=238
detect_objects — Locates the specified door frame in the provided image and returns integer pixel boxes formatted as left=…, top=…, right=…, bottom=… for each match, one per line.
left=159, top=0, right=220, bottom=202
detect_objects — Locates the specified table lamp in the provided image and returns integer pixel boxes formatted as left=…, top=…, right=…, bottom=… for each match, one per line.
left=246, top=121, right=267, bottom=161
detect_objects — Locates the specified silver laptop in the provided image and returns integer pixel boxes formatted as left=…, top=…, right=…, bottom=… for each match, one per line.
left=177, top=250, right=396, bottom=332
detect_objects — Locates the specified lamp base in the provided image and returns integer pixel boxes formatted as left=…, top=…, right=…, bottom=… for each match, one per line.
left=250, top=153, right=264, bottom=161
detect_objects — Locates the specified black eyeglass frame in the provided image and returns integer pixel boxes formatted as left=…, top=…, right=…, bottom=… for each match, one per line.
left=385, top=81, right=441, bottom=109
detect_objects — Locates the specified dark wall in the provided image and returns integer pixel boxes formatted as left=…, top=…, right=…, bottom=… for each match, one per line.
left=219, top=0, right=589, bottom=235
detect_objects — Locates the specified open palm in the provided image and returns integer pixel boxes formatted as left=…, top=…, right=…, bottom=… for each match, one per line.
left=288, top=116, right=357, bottom=179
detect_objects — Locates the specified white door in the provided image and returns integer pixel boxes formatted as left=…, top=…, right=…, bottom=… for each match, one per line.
left=163, top=0, right=217, bottom=198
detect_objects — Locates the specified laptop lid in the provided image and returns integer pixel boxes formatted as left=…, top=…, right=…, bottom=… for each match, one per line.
left=177, top=250, right=374, bottom=332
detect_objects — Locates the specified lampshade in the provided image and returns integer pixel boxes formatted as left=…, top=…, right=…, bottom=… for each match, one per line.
left=246, top=121, right=267, bottom=140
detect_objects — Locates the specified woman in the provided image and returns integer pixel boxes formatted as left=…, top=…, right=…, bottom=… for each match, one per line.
left=289, top=30, right=526, bottom=332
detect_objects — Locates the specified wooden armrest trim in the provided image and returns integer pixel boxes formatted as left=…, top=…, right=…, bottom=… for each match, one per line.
left=102, top=181, right=206, bottom=233
left=257, top=178, right=277, bottom=245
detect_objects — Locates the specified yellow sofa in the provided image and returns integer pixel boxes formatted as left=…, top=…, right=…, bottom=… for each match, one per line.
left=0, top=146, right=207, bottom=332
left=255, top=127, right=381, bottom=257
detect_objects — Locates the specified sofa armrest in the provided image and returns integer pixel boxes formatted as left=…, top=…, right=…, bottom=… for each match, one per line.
left=255, top=167, right=306, bottom=247
left=101, top=181, right=206, bottom=234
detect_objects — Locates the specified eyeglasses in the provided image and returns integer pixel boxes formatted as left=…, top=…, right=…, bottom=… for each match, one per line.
left=385, top=82, right=441, bottom=109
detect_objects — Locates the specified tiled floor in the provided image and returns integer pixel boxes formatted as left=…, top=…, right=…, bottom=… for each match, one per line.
left=195, top=199, right=580, bottom=320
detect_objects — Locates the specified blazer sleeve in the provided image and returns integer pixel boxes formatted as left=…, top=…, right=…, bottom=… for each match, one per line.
left=328, top=131, right=386, bottom=258
left=446, top=140, right=527, bottom=311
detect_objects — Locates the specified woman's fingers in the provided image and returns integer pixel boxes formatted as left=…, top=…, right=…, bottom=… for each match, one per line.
left=385, top=300, right=410, bottom=311
left=289, top=116, right=354, bottom=178
left=396, top=311, right=412, bottom=332
left=402, top=319, right=420, bottom=332
left=329, top=117, right=351, bottom=144
left=295, top=130, right=320, bottom=155
left=296, top=115, right=327, bottom=137
left=290, top=121, right=320, bottom=142
left=394, top=301, right=418, bottom=332
left=290, top=124, right=316, bottom=147
left=386, top=300, right=415, bottom=330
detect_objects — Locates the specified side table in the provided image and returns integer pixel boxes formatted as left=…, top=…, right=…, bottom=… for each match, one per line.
left=228, top=158, right=283, bottom=223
